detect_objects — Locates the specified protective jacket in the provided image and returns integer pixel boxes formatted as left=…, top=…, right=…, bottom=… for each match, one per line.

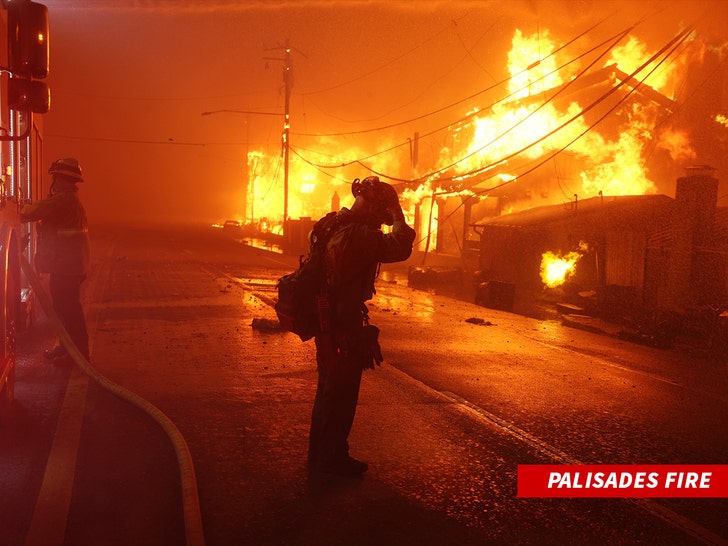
left=20, top=187, right=90, bottom=276
left=308, top=198, right=415, bottom=473
left=324, top=207, right=415, bottom=331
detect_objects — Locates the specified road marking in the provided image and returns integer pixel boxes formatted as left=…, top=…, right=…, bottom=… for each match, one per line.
left=444, top=389, right=728, bottom=545
left=207, top=265, right=725, bottom=544
left=24, top=234, right=115, bottom=545
left=24, top=369, right=89, bottom=546
left=528, top=337, right=728, bottom=405
left=384, top=365, right=726, bottom=546
left=455, top=398, right=724, bottom=545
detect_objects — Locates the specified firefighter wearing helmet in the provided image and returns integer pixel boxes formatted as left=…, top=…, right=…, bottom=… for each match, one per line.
left=307, top=175, right=416, bottom=476
left=21, top=158, right=91, bottom=365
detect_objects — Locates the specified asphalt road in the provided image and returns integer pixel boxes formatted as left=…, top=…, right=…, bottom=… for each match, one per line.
left=1, top=224, right=726, bottom=546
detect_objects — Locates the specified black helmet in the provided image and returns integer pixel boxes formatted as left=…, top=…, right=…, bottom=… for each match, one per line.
left=49, top=158, right=84, bottom=182
left=351, top=176, right=398, bottom=225
left=351, top=175, right=398, bottom=204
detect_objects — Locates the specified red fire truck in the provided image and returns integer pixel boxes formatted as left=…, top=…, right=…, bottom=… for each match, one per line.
left=0, top=0, right=50, bottom=421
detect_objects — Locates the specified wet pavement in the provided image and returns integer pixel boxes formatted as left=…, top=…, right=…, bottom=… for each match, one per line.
left=0, top=223, right=726, bottom=546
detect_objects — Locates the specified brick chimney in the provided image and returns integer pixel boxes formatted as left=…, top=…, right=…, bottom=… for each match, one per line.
left=668, top=165, right=720, bottom=307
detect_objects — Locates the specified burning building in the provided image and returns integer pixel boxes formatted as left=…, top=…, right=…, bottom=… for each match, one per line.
left=238, top=16, right=728, bottom=321
left=474, top=167, right=727, bottom=317
left=399, top=23, right=728, bottom=331
left=411, top=25, right=726, bottom=254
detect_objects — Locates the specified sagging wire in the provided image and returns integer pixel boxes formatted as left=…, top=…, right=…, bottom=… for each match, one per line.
left=292, top=22, right=644, bottom=181
left=466, top=24, right=695, bottom=184
left=294, top=8, right=701, bottom=190
left=298, top=10, right=469, bottom=98
left=405, top=23, right=696, bottom=192
left=294, top=11, right=617, bottom=138
left=316, top=21, right=692, bottom=257
left=19, top=255, right=206, bottom=546
left=403, top=25, right=638, bottom=185
left=408, top=24, right=696, bottom=252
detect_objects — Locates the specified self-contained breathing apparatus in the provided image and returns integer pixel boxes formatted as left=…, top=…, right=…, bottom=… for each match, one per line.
left=275, top=176, right=395, bottom=367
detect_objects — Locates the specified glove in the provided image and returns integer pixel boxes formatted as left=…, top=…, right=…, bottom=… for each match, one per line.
left=378, top=184, right=403, bottom=225
left=363, top=324, right=383, bottom=369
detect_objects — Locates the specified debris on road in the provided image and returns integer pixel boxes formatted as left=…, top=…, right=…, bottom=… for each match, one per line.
left=464, top=317, right=495, bottom=326
left=251, top=318, right=283, bottom=332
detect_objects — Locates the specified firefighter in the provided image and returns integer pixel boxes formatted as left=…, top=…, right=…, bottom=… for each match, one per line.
left=308, top=176, right=416, bottom=477
left=21, top=158, right=90, bottom=365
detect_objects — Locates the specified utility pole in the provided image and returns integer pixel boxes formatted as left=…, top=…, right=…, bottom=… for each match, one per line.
left=242, top=117, right=249, bottom=224
left=283, top=44, right=291, bottom=223
left=265, top=40, right=302, bottom=228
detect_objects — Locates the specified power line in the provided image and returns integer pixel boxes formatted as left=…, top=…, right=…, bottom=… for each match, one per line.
left=296, top=20, right=695, bottom=192
left=46, top=133, right=206, bottom=146
left=297, top=10, right=472, bottom=97
left=293, top=13, right=616, bottom=138
left=291, top=23, right=638, bottom=177
left=46, top=133, right=277, bottom=147
left=407, top=25, right=697, bottom=248
left=462, top=26, right=695, bottom=186
left=413, top=27, right=639, bottom=183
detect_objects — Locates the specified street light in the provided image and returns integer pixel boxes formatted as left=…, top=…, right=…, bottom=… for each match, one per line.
left=201, top=109, right=283, bottom=118
left=201, top=108, right=290, bottom=232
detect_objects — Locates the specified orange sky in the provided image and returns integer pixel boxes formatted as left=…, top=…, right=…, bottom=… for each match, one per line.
left=38, top=0, right=728, bottom=226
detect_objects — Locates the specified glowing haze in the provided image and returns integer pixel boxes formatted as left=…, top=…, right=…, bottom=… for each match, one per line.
left=40, top=0, right=728, bottom=227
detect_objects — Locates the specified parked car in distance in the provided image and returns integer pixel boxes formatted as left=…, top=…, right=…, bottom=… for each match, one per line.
left=222, top=220, right=243, bottom=234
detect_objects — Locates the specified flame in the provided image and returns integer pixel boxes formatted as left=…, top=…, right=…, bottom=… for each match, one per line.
left=607, top=35, right=671, bottom=94
left=437, top=28, right=692, bottom=208
left=508, top=29, right=565, bottom=98
left=540, top=241, right=588, bottom=288
left=401, top=181, right=445, bottom=252
left=540, top=249, right=582, bottom=288
left=579, top=107, right=657, bottom=195
left=245, top=147, right=352, bottom=232
left=243, top=133, right=405, bottom=231
left=234, top=25, right=697, bottom=248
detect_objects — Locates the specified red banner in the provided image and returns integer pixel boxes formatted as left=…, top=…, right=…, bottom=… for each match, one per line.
left=518, top=465, right=728, bottom=498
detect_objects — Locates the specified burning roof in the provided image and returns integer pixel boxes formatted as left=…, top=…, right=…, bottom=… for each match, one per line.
left=427, top=27, right=702, bottom=210
left=475, top=194, right=674, bottom=231
left=237, top=15, right=726, bottom=260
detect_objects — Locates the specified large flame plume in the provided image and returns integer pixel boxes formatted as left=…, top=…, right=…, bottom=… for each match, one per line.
left=440, top=29, right=694, bottom=202
left=238, top=23, right=704, bottom=248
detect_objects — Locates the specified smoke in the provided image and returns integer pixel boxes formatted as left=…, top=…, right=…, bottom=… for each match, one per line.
left=41, top=0, right=487, bottom=14
left=41, top=0, right=728, bottom=227
left=657, top=127, right=697, bottom=163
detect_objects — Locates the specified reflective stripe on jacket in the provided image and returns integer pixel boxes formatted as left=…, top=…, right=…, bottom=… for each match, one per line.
left=20, top=188, right=90, bottom=276
left=324, top=208, right=416, bottom=329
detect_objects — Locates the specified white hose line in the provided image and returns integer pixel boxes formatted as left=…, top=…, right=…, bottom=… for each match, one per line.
left=21, top=255, right=206, bottom=546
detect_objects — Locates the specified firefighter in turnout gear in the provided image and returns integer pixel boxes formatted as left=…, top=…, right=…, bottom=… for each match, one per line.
left=21, top=158, right=91, bottom=365
left=308, top=176, right=416, bottom=477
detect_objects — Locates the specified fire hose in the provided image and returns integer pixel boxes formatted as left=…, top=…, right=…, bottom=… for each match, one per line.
left=20, top=255, right=206, bottom=546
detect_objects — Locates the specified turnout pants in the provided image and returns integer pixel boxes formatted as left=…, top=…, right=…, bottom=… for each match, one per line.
left=308, top=334, right=364, bottom=466
left=49, top=273, right=90, bottom=361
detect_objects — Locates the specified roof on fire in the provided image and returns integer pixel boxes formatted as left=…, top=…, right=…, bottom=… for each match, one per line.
left=474, top=194, right=674, bottom=231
